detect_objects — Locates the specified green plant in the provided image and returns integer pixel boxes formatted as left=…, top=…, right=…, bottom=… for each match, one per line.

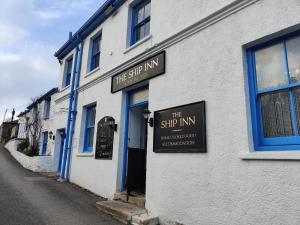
left=17, top=139, right=29, bottom=152
left=22, top=146, right=39, bottom=157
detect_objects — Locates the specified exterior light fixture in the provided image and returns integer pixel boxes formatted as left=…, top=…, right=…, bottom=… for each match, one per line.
left=143, top=109, right=153, bottom=127
left=49, top=131, right=53, bottom=139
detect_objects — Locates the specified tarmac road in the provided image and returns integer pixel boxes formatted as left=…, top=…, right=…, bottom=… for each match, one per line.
left=0, top=144, right=122, bottom=225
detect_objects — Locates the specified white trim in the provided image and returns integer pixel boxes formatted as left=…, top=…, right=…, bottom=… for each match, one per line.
left=76, top=153, right=94, bottom=157
left=240, top=151, right=300, bottom=160
left=84, top=67, right=100, bottom=78
left=124, top=35, right=152, bottom=54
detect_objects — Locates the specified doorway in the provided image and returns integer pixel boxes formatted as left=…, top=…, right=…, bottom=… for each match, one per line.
left=58, top=129, right=66, bottom=173
left=122, top=87, right=149, bottom=195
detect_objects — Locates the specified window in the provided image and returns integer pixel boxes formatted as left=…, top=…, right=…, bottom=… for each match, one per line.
left=83, top=105, right=96, bottom=152
left=89, top=35, right=101, bottom=71
left=64, top=57, right=73, bottom=87
left=44, top=100, right=50, bottom=119
left=131, top=0, right=151, bottom=45
left=247, top=34, right=300, bottom=150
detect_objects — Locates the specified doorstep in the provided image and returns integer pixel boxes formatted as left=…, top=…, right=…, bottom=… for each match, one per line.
left=114, top=192, right=145, bottom=208
left=95, top=200, right=159, bottom=225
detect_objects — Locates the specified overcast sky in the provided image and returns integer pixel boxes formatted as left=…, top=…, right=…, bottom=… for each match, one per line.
left=0, top=0, right=106, bottom=123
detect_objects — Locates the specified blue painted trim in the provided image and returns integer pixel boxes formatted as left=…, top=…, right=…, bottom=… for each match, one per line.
left=64, top=57, right=73, bottom=87
left=58, top=132, right=65, bottom=172
left=247, top=32, right=300, bottom=151
left=55, top=0, right=126, bottom=60
left=129, top=100, right=148, bottom=108
left=60, top=45, right=79, bottom=179
left=41, top=132, right=48, bottom=155
left=89, top=35, right=101, bottom=71
left=130, top=0, right=151, bottom=45
left=83, top=105, right=96, bottom=153
left=65, top=41, right=85, bottom=180
left=121, top=87, right=149, bottom=191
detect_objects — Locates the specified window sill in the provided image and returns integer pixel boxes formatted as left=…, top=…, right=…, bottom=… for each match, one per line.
left=60, top=85, right=70, bottom=92
left=76, top=153, right=94, bottom=157
left=124, top=35, right=152, bottom=54
left=240, top=151, right=300, bottom=160
left=84, top=67, right=100, bottom=78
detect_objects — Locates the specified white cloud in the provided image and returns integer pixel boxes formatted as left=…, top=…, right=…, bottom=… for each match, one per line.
left=34, top=10, right=63, bottom=20
left=0, top=25, right=30, bottom=48
left=0, top=52, right=21, bottom=63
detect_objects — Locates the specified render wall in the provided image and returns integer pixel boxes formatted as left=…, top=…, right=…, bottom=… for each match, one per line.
left=145, top=0, right=300, bottom=225
left=68, top=78, right=124, bottom=199
left=53, top=0, right=300, bottom=224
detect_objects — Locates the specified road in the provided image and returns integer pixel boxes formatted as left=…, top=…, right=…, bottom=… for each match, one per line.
left=0, top=144, right=122, bottom=225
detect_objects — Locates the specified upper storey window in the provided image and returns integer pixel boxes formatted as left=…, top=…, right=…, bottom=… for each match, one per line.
left=64, top=56, right=73, bottom=88
left=131, top=0, right=151, bottom=45
left=247, top=33, right=300, bottom=150
left=89, top=34, right=101, bottom=71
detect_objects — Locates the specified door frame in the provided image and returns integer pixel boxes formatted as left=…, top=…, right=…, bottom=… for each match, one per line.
left=121, top=89, right=149, bottom=191
left=41, top=131, right=48, bottom=155
left=58, top=129, right=66, bottom=172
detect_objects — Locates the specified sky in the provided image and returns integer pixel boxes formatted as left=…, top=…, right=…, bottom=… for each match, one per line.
left=0, top=0, right=106, bottom=123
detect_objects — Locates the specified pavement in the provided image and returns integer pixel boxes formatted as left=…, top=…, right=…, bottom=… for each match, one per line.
left=0, top=144, right=122, bottom=225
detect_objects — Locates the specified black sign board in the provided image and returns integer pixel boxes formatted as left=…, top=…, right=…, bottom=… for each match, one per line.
left=95, top=116, right=115, bottom=159
left=111, top=51, right=165, bottom=93
left=153, top=101, right=206, bottom=153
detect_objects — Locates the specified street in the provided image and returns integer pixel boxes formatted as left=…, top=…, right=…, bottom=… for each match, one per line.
left=0, top=144, right=122, bottom=225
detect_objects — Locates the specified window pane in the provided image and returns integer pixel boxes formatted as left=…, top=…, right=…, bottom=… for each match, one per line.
left=94, top=54, right=100, bottom=69
left=137, top=25, right=145, bottom=41
left=67, top=58, right=73, bottom=73
left=137, top=7, right=144, bottom=23
left=255, top=43, right=287, bottom=91
left=144, top=2, right=151, bottom=18
left=88, top=107, right=96, bottom=126
left=93, top=37, right=100, bottom=54
left=260, top=91, right=294, bottom=137
left=293, top=88, right=300, bottom=132
left=287, top=36, right=300, bottom=83
left=144, top=21, right=150, bottom=37
left=87, top=127, right=95, bottom=147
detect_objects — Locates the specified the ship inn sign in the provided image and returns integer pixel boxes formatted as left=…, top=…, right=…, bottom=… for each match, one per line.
left=111, top=51, right=165, bottom=93
left=154, top=101, right=207, bottom=153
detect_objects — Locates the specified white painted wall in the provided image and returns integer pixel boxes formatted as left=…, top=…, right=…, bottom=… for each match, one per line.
left=5, top=139, right=57, bottom=172
left=53, top=0, right=300, bottom=224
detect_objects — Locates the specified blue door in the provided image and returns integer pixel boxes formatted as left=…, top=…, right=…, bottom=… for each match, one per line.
left=41, top=132, right=48, bottom=155
left=58, top=130, right=66, bottom=172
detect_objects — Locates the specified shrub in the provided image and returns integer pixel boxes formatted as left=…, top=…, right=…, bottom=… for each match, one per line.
left=17, top=139, right=29, bottom=152
left=22, top=146, right=39, bottom=157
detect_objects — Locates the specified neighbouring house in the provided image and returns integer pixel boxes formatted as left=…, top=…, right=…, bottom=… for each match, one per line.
left=6, top=0, right=300, bottom=224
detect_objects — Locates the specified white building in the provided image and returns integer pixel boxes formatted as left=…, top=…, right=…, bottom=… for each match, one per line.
left=49, top=0, right=300, bottom=224
left=16, top=88, right=59, bottom=172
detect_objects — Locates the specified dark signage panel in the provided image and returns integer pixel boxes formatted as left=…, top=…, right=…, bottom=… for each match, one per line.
left=154, top=101, right=206, bottom=153
left=95, top=116, right=115, bottom=159
left=111, top=51, right=165, bottom=93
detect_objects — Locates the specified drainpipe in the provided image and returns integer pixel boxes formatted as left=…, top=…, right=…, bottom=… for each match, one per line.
left=65, top=41, right=84, bottom=180
left=60, top=41, right=84, bottom=180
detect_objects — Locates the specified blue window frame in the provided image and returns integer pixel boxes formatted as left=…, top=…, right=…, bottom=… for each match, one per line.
left=247, top=32, right=300, bottom=151
left=41, top=131, right=48, bottom=155
left=131, top=0, right=151, bottom=45
left=44, top=100, right=50, bottom=119
left=64, top=57, right=73, bottom=87
left=83, top=105, right=96, bottom=152
left=90, top=35, right=101, bottom=71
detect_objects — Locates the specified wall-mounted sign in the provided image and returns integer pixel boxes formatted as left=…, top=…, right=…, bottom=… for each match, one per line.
left=95, top=116, right=115, bottom=159
left=154, top=101, right=206, bottom=153
left=111, top=51, right=165, bottom=93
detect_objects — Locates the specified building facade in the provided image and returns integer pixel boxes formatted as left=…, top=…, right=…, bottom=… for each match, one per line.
left=37, top=0, right=300, bottom=224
